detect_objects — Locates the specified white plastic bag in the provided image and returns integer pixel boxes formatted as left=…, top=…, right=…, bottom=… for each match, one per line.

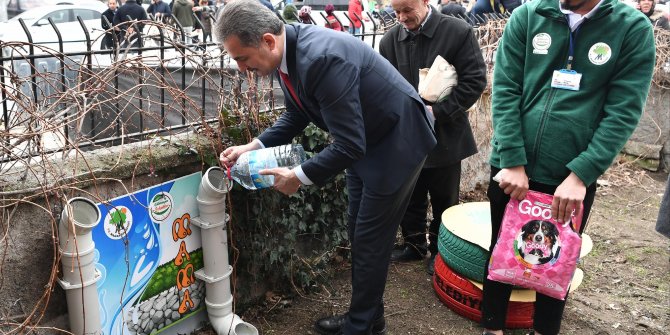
left=418, top=55, right=458, bottom=103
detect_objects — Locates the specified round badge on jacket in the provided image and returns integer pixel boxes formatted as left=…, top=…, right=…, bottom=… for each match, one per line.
left=588, top=42, right=612, bottom=65
left=532, top=33, right=551, bottom=54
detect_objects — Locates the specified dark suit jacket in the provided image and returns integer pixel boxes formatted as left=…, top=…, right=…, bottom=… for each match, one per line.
left=113, top=0, right=148, bottom=28
left=101, top=8, right=115, bottom=31
left=257, top=24, right=437, bottom=194
left=379, top=8, right=486, bottom=167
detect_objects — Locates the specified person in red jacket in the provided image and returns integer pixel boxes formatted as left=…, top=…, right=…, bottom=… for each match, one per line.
left=347, top=0, right=363, bottom=34
left=324, top=4, right=343, bottom=31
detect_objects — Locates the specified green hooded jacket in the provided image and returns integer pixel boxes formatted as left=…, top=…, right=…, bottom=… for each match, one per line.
left=283, top=4, right=299, bottom=23
left=490, top=0, right=656, bottom=186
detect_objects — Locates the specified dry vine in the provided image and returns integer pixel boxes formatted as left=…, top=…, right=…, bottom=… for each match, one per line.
left=0, top=19, right=275, bottom=334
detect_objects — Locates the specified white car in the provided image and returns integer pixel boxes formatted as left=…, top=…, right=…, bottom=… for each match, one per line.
left=1, top=2, right=107, bottom=58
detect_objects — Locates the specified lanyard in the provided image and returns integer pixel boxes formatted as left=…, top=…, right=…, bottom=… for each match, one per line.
left=566, top=25, right=581, bottom=70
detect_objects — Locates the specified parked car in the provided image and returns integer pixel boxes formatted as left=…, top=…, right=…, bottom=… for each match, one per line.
left=0, top=2, right=107, bottom=57
left=6, top=0, right=103, bottom=19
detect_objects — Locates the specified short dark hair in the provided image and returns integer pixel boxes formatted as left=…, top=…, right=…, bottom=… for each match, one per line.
left=215, top=0, right=284, bottom=47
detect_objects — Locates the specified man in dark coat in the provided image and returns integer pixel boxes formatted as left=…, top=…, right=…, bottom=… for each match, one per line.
left=440, top=0, right=466, bottom=17
left=147, top=0, right=172, bottom=22
left=113, top=0, right=148, bottom=47
left=101, top=0, right=117, bottom=49
left=216, top=1, right=437, bottom=334
left=379, top=0, right=486, bottom=274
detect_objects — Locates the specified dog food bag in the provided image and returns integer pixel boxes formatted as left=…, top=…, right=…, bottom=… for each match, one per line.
left=487, top=190, right=583, bottom=300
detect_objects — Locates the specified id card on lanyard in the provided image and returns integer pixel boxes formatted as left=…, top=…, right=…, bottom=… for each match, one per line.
left=551, top=21, right=583, bottom=91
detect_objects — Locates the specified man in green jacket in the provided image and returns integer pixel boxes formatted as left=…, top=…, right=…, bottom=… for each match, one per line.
left=173, top=0, right=195, bottom=43
left=482, top=0, right=655, bottom=333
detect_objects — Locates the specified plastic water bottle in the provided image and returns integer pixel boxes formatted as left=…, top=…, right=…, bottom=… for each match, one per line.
left=227, top=144, right=306, bottom=190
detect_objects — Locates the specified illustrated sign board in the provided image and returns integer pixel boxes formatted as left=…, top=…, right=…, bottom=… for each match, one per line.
left=92, top=172, right=207, bottom=335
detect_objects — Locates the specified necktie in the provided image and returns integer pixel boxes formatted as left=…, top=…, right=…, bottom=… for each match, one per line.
left=278, top=70, right=304, bottom=111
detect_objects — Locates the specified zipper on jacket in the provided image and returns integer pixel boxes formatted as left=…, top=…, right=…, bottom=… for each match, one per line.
left=529, top=19, right=571, bottom=179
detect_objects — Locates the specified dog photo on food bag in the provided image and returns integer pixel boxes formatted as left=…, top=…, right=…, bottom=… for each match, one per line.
left=515, top=220, right=561, bottom=265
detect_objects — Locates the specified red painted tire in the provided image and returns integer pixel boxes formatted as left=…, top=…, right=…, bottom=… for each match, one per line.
left=432, top=254, right=534, bottom=329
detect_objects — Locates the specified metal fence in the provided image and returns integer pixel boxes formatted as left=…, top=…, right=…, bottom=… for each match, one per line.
left=0, top=10, right=509, bottom=166
left=0, top=13, right=282, bottom=164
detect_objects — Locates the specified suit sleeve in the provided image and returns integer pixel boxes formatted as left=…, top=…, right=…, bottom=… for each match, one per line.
left=299, top=55, right=367, bottom=186
left=257, top=75, right=311, bottom=147
left=431, top=25, right=486, bottom=124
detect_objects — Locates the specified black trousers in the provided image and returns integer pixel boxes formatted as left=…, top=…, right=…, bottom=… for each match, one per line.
left=481, top=166, right=597, bottom=335
left=342, top=159, right=424, bottom=335
left=400, top=162, right=462, bottom=255
left=101, top=33, right=115, bottom=50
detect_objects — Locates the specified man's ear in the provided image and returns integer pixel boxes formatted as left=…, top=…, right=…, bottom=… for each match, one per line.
left=262, top=33, right=277, bottom=51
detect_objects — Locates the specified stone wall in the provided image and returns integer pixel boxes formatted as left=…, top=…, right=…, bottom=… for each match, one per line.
left=0, top=132, right=209, bottom=333
left=627, top=85, right=670, bottom=171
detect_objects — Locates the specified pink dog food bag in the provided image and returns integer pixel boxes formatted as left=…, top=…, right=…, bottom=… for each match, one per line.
left=487, top=190, right=583, bottom=300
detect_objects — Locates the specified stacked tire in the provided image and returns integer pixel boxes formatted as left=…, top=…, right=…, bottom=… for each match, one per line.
left=432, top=202, right=590, bottom=329
left=432, top=202, right=534, bottom=328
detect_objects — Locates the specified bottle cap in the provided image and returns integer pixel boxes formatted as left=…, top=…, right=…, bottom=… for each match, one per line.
left=224, top=165, right=232, bottom=180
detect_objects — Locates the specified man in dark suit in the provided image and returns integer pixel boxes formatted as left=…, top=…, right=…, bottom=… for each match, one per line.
left=215, top=1, right=436, bottom=334
left=379, top=0, right=486, bottom=274
left=113, top=0, right=148, bottom=48
left=101, top=0, right=118, bottom=49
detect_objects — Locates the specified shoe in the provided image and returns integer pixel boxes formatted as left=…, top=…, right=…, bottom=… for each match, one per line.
left=314, top=313, right=386, bottom=335
left=426, top=254, right=436, bottom=275
left=390, top=245, right=427, bottom=262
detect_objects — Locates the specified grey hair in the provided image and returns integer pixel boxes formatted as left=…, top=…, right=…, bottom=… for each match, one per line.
left=215, top=0, right=284, bottom=47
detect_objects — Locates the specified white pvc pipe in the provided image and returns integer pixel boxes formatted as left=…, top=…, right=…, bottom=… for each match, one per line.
left=196, top=197, right=227, bottom=226
left=60, top=245, right=97, bottom=284
left=198, top=167, right=233, bottom=202
left=195, top=170, right=258, bottom=335
left=197, top=215, right=230, bottom=278
left=195, top=265, right=232, bottom=305
left=205, top=297, right=258, bottom=335
left=58, top=270, right=102, bottom=335
left=58, top=197, right=102, bottom=335
left=58, top=197, right=101, bottom=254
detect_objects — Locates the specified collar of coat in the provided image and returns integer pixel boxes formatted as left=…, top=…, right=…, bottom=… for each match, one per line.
left=534, top=0, right=613, bottom=21
left=397, top=5, right=440, bottom=41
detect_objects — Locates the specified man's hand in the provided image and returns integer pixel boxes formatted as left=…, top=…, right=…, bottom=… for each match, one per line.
left=498, top=166, right=529, bottom=201
left=260, top=167, right=301, bottom=195
left=552, top=172, right=586, bottom=224
left=219, top=141, right=261, bottom=167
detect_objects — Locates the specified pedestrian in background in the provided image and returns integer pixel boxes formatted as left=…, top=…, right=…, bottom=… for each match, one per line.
left=440, top=0, right=466, bottom=17
left=101, top=0, right=118, bottom=49
left=147, top=0, right=172, bottom=22
left=194, top=0, right=215, bottom=42
left=380, top=0, right=486, bottom=275
left=215, top=1, right=436, bottom=334
left=347, top=0, right=364, bottom=34
left=113, top=0, right=148, bottom=48
left=298, top=5, right=313, bottom=23
left=637, top=0, right=670, bottom=30
left=324, top=4, right=343, bottom=30
left=173, top=0, right=195, bottom=43
left=283, top=4, right=299, bottom=23
left=481, top=0, right=655, bottom=333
